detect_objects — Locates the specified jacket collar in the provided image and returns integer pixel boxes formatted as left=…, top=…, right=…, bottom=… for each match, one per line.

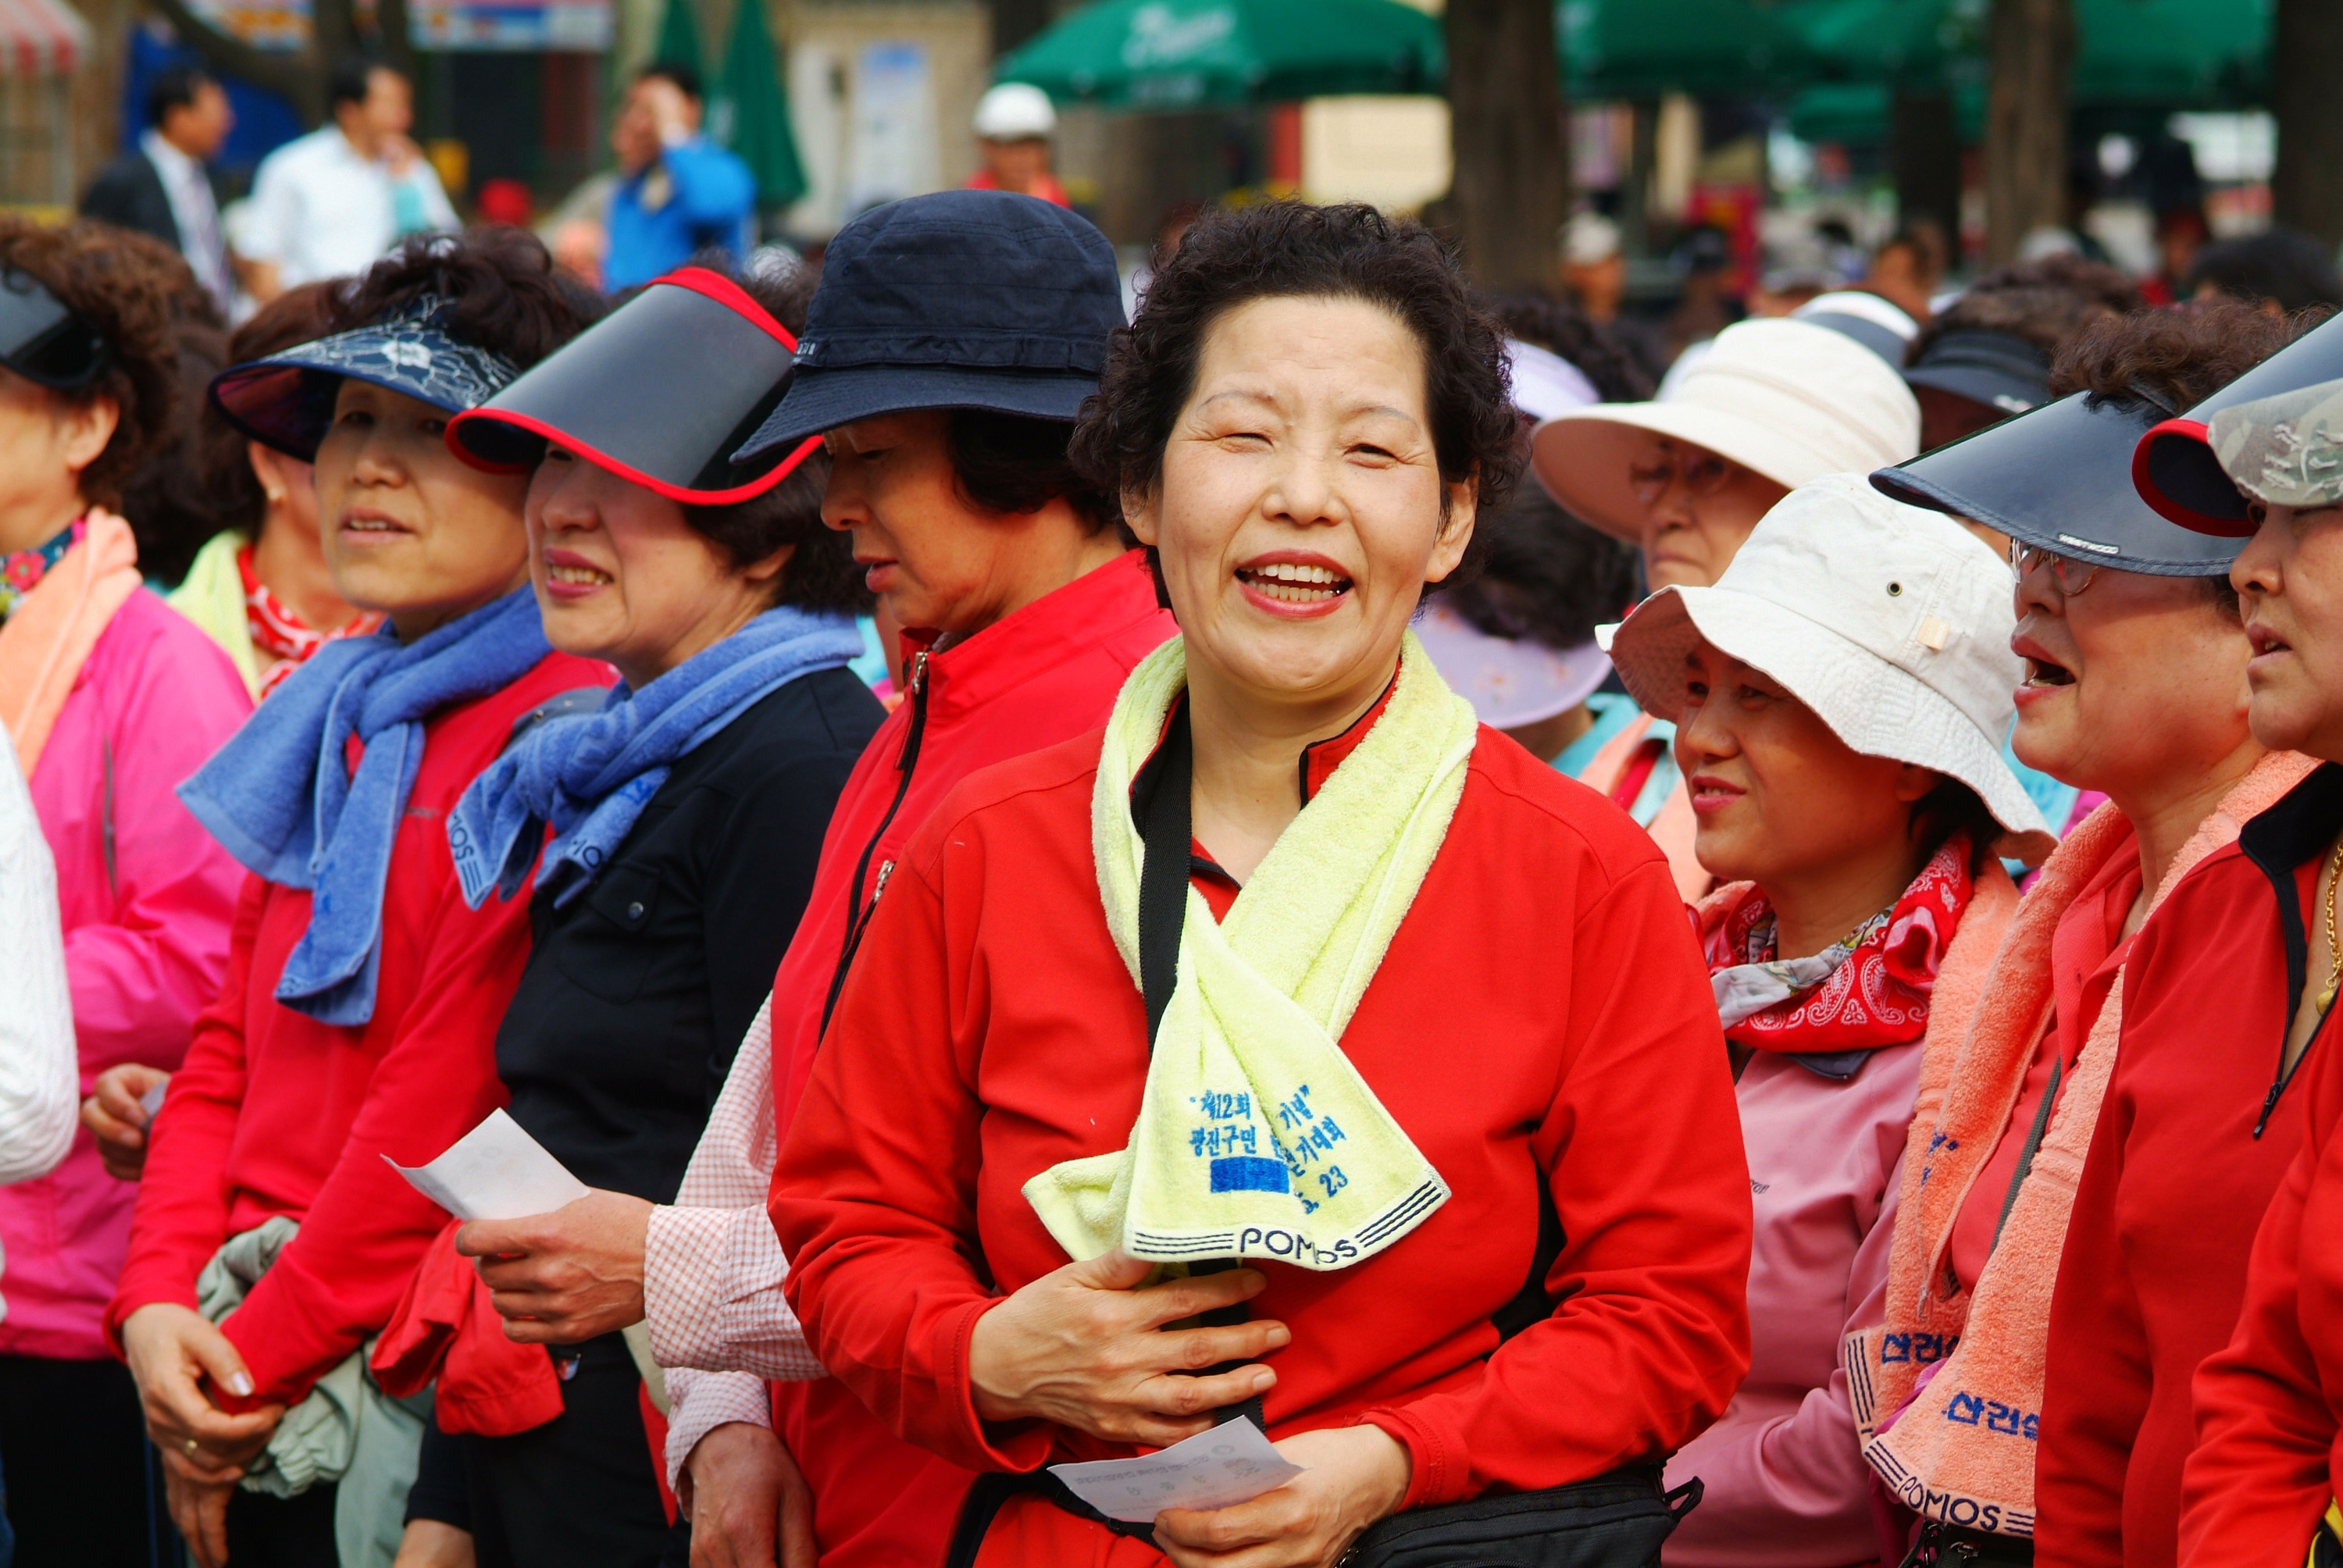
left=910, top=550, right=1161, bottom=725
left=2238, top=759, right=2343, bottom=1027
left=1129, top=664, right=1400, bottom=836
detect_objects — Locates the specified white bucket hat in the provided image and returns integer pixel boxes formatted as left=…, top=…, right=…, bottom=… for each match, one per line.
left=974, top=82, right=1056, bottom=141
left=1530, top=318, right=1921, bottom=541
left=1599, top=472, right=2055, bottom=863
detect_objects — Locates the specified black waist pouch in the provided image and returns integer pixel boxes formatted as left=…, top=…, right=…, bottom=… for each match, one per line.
left=944, top=1464, right=1700, bottom=1568
left=1342, top=1467, right=1700, bottom=1568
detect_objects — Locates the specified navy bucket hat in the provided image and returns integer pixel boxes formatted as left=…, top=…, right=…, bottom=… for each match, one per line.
left=210, top=294, right=522, bottom=463
left=733, top=190, right=1125, bottom=463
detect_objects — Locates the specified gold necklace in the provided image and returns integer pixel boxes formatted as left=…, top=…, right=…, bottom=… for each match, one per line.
left=2318, top=837, right=2343, bottom=1012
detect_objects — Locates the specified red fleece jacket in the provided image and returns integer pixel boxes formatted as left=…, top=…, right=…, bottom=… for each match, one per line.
left=765, top=550, right=1175, bottom=1568
left=769, top=718, right=1753, bottom=1528
left=2038, top=838, right=2325, bottom=1568
left=109, top=652, right=609, bottom=1406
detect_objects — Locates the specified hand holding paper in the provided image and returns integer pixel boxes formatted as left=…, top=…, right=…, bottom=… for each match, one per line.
left=385, top=1108, right=590, bottom=1222
left=1048, top=1417, right=1306, bottom=1523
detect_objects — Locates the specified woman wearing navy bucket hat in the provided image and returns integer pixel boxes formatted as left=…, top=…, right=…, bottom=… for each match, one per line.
left=1842, top=301, right=2316, bottom=1568
left=334, top=262, right=886, bottom=1568
left=439, top=190, right=1176, bottom=1568
left=107, top=231, right=608, bottom=1568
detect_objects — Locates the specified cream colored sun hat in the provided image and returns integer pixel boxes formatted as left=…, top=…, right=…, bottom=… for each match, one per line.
left=1531, top=318, right=1921, bottom=541
left=1599, top=472, right=2054, bottom=862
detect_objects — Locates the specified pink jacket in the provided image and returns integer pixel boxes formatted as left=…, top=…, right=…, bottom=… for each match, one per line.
left=1, top=589, right=248, bottom=1357
left=1664, top=1043, right=1923, bottom=1568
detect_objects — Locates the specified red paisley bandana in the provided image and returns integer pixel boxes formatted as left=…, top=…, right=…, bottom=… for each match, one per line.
left=1704, top=836, right=1974, bottom=1054
left=241, top=543, right=383, bottom=697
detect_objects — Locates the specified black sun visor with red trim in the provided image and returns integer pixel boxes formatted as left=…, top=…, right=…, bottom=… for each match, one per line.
left=448, top=268, right=822, bottom=504
left=2133, top=310, right=2343, bottom=536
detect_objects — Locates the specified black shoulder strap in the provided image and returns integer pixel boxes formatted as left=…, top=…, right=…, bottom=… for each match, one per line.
left=1136, top=699, right=1193, bottom=1053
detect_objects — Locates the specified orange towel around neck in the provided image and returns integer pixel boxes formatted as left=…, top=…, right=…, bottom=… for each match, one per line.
left=1847, top=750, right=2316, bottom=1540
left=0, top=511, right=141, bottom=777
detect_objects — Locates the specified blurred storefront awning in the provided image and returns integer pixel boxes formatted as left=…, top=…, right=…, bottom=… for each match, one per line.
left=0, top=0, right=87, bottom=76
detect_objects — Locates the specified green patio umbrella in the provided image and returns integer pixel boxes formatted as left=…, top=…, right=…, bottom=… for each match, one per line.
left=651, top=0, right=705, bottom=75
left=995, top=0, right=1443, bottom=109
left=1560, top=0, right=1825, bottom=99
left=711, top=0, right=807, bottom=208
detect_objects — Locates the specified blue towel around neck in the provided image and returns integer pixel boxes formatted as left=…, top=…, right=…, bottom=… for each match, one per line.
left=177, top=587, right=553, bottom=1027
left=447, top=604, right=866, bottom=911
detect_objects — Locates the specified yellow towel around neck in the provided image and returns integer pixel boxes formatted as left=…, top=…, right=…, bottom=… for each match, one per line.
left=1023, top=630, right=1477, bottom=1270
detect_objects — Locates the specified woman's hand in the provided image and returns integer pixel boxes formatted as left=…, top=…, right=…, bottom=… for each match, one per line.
left=121, top=1303, right=284, bottom=1470
left=162, top=1446, right=241, bottom=1568
left=82, top=1064, right=169, bottom=1181
left=966, top=1250, right=1288, bottom=1447
left=681, top=1420, right=818, bottom=1568
left=455, top=1188, right=654, bottom=1344
left=1154, top=1425, right=1412, bottom=1568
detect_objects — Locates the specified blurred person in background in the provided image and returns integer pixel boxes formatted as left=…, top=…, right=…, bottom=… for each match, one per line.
left=1528, top=316, right=1919, bottom=896
left=2190, top=227, right=2343, bottom=316
left=80, top=65, right=235, bottom=319
left=2139, top=205, right=2209, bottom=308
left=1559, top=211, right=1668, bottom=382
left=0, top=216, right=250, bottom=1567
left=109, top=232, right=604, bottom=1568
left=1903, top=254, right=2141, bottom=456
left=1854, top=301, right=2308, bottom=1567
left=234, top=59, right=455, bottom=304
left=604, top=63, right=755, bottom=291
left=1864, top=220, right=1949, bottom=324
left=1605, top=476, right=2049, bottom=1568
left=967, top=84, right=1069, bottom=208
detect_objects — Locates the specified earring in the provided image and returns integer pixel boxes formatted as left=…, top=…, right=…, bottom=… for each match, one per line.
left=265, top=486, right=285, bottom=503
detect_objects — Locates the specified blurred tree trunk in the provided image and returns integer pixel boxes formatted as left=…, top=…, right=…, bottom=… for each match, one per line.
left=1982, top=0, right=2071, bottom=264
left=1892, top=88, right=1960, bottom=244
left=1443, top=0, right=1567, bottom=290
left=2272, top=0, right=2343, bottom=250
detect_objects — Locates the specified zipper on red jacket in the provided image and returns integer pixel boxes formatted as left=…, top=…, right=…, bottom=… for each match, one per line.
left=818, top=650, right=929, bottom=1041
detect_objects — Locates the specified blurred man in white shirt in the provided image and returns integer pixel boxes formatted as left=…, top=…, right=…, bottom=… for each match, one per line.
left=234, top=59, right=456, bottom=303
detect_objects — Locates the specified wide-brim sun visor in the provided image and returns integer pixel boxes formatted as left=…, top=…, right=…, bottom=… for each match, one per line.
left=1873, top=387, right=2244, bottom=577
left=2134, top=310, right=2343, bottom=536
left=448, top=269, right=822, bottom=504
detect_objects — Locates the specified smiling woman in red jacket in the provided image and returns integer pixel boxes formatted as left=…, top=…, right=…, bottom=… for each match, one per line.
left=769, top=201, right=1753, bottom=1568
left=104, top=232, right=608, bottom=1568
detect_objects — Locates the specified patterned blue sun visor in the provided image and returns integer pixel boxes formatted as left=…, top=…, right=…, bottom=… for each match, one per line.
left=209, top=294, right=523, bottom=462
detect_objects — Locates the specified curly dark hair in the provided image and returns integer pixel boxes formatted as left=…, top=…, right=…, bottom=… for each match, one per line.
left=679, top=262, right=868, bottom=614
left=192, top=283, right=338, bottom=545
left=946, top=408, right=1122, bottom=536
left=0, top=217, right=193, bottom=511
left=2051, top=299, right=2331, bottom=611
left=1071, top=202, right=1522, bottom=570
left=1907, top=254, right=2144, bottom=369
left=1475, top=290, right=1654, bottom=404
left=2189, top=227, right=2343, bottom=314
left=1440, top=468, right=1636, bottom=650
left=323, top=228, right=605, bottom=369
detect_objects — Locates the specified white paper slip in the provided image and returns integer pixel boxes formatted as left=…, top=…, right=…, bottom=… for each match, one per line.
left=383, top=1109, right=590, bottom=1223
left=1047, top=1417, right=1304, bottom=1523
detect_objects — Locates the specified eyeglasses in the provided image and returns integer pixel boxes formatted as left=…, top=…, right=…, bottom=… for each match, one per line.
left=1628, top=445, right=1737, bottom=506
left=2009, top=539, right=2101, bottom=597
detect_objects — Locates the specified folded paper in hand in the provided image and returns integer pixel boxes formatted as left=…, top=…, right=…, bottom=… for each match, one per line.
left=385, top=1108, right=590, bottom=1222
left=1047, top=1417, right=1304, bottom=1523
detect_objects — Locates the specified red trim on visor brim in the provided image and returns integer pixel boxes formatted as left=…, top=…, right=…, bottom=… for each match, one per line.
left=2131, top=416, right=2259, bottom=538
left=653, top=266, right=800, bottom=352
left=444, top=405, right=822, bottom=504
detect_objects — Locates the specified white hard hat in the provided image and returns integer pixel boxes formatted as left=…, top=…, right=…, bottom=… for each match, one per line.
left=975, top=82, right=1056, bottom=141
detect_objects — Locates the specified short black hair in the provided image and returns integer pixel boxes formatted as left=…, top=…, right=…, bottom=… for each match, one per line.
left=1072, top=201, right=1521, bottom=565
left=637, top=60, right=704, bottom=102
left=327, top=57, right=397, bottom=115
left=947, top=409, right=1121, bottom=536
left=146, top=66, right=212, bottom=131
left=1440, top=475, right=1636, bottom=651
left=679, top=263, right=869, bottom=613
left=323, top=228, right=604, bottom=372
left=1475, top=290, right=1653, bottom=404
left=2190, top=227, right=2343, bottom=314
